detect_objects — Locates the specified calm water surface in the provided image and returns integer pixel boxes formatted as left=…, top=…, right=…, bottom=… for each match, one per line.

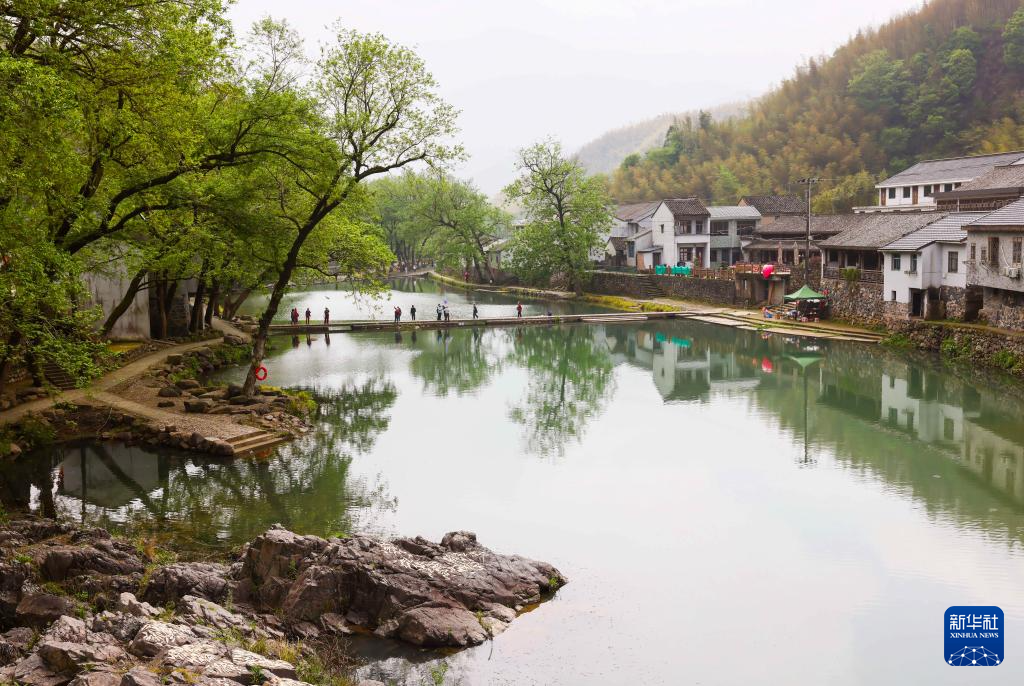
left=7, top=284, right=1024, bottom=685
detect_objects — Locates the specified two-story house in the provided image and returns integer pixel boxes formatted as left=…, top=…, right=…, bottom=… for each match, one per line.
left=855, top=150, right=1024, bottom=214
left=648, top=198, right=711, bottom=267
left=965, top=198, right=1024, bottom=329
left=608, top=201, right=659, bottom=267
left=879, top=213, right=987, bottom=320
left=738, top=195, right=806, bottom=225
left=707, top=206, right=760, bottom=268
left=933, top=164, right=1024, bottom=213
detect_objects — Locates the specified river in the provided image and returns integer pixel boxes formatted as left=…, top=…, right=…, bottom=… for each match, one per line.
left=7, top=280, right=1024, bottom=684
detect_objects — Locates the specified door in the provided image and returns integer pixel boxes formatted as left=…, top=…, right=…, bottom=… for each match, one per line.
left=910, top=289, right=923, bottom=317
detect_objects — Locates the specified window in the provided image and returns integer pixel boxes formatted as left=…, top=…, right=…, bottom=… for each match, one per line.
left=902, top=187, right=911, bottom=199
left=981, top=247, right=988, bottom=264
left=627, top=243, right=635, bottom=258
left=907, top=410, right=915, bottom=430
left=710, top=249, right=718, bottom=262
left=737, top=220, right=756, bottom=236
left=660, top=223, right=664, bottom=234
left=710, top=221, right=729, bottom=236
left=989, top=236, right=1000, bottom=266
left=1014, top=237, right=1022, bottom=264
left=695, top=220, right=704, bottom=234
left=970, top=243, right=976, bottom=261
left=947, top=251, right=959, bottom=273
left=909, top=253, right=918, bottom=273
left=888, top=188, right=896, bottom=199
left=888, top=408, right=898, bottom=425
left=891, top=254, right=901, bottom=271
left=924, top=185, right=933, bottom=197
left=944, top=417, right=955, bottom=441
left=891, top=290, right=897, bottom=301
left=943, top=183, right=953, bottom=192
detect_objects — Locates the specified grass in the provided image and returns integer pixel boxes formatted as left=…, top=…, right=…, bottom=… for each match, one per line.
left=881, top=332, right=915, bottom=350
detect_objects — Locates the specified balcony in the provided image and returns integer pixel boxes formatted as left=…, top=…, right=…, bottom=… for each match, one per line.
left=823, top=265, right=883, bottom=283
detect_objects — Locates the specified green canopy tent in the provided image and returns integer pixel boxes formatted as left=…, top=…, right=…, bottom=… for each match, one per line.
left=784, top=284, right=825, bottom=301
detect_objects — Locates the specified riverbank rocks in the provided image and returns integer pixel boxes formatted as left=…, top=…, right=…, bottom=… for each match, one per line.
left=0, top=517, right=566, bottom=686
left=234, top=525, right=567, bottom=648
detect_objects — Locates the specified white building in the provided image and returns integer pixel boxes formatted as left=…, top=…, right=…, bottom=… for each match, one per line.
left=706, top=205, right=761, bottom=267
left=607, top=201, right=658, bottom=267
left=856, top=150, right=1024, bottom=214
left=649, top=198, right=711, bottom=268
left=880, top=213, right=986, bottom=319
left=965, top=198, right=1024, bottom=329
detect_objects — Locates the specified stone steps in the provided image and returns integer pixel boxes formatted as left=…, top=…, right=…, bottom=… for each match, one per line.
left=225, top=430, right=289, bottom=456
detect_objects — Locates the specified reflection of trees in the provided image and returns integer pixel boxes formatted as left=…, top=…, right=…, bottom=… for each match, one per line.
left=507, top=326, right=614, bottom=456
left=408, top=328, right=500, bottom=396
left=5, top=379, right=400, bottom=552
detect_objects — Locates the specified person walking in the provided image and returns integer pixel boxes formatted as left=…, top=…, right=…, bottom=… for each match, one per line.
left=443, top=305, right=450, bottom=322
left=305, top=308, right=311, bottom=325
left=394, top=306, right=402, bottom=323
left=472, top=304, right=479, bottom=319
left=436, top=303, right=442, bottom=321
left=323, top=307, right=330, bottom=326
left=291, top=308, right=298, bottom=325
left=516, top=302, right=523, bottom=318
left=410, top=304, right=416, bottom=321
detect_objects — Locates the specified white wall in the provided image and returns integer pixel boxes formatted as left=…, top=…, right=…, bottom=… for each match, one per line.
left=82, top=269, right=150, bottom=340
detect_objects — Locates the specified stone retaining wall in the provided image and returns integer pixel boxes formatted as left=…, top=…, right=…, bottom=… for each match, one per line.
left=820, top=277, right=886, bottom=326
left=586, top=271, right=645, bottom=298
left=587, top=271, right=737, bottom=305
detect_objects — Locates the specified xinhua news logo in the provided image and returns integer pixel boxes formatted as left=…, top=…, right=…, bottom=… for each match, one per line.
left=945, top=606, right=1003, bottom=666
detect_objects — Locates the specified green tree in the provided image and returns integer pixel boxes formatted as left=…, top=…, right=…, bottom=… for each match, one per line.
left=1004, top=6, right=1024, bottom=68
left=503, top=140, right=612, bottom=293
left=240, top=22, right=459, bottom=396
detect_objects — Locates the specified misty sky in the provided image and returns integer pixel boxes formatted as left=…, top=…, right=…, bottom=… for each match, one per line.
left=228, top=0, right=924, bottom=195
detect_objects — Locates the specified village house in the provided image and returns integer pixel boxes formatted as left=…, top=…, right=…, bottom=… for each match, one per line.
left=707, top=205, right=760, bottom=268
left=879, top=213, right=986, bottom=320
left=741, top=214, right=845, bottom=266
left=965, top=198, right=1024, bottom=330
left=817, top=213, right=946, bottom=320
left=648, top=198, right=711, bottom=268
left=855, top=150, right=1024, bottom=214
left=605, top=201, right=659, bottom=267
left=933, top=163, right=1024, bottom=213
left=738, top=195, right=806, bottom=224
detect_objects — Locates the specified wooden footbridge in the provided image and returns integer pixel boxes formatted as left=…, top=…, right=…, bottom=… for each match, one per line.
left=267, top=309, right=884, bottom=343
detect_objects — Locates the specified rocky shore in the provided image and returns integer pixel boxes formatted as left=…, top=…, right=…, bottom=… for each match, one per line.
left=0, top=519, right=566, bottom=686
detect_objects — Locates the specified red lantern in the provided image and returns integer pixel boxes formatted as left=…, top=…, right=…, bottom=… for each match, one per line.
left=761, top=357, right=774, bottom=373
left=761, top=264, right=774, bottom=278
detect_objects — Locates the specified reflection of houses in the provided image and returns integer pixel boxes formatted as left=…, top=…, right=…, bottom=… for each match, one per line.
left=855, top=150, right=1024, bottom=213
left=880, top=368, right=965, bottom=447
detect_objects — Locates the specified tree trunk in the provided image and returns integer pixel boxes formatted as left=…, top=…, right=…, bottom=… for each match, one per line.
left=223, top=285, right=255, bottom=320
left=242, top=226, right=315, bottom=397
left=189, top=276, right=206, bottom=333
left=101, top=268, right=147, bottom=336
left=205, top=279, right=220, bottom=326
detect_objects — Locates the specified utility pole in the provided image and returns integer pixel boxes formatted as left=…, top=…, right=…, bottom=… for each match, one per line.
left=797, top=177, right=819, bottom=283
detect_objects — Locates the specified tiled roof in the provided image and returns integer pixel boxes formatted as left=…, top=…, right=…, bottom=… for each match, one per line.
left=952, top=164, right=1024, bottom=192
left=882, top=213, right=987, bottom=251
left=663, top=198, right=709, bottom=217
left=744, top=238, right=823, bottom=250
left=967, top=197, right=1024, bottom=227
left=615, top=201, right=660, bottom=222
left=739, top=195, right=806, bottom=215
left=755, top=215, right=848, bottom=237
left=707, top=205, right=761, bottom=220
left=817, top=213, right=948, bottom=249
left=877, top=151, right=1024, bottom=188
left=608, top=237, right=628, bottom=251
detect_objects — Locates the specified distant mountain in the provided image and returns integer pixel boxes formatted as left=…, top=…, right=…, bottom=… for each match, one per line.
left=607, top=0, right=1024, bottom=211
left=574, top=103, right=746, bottom=176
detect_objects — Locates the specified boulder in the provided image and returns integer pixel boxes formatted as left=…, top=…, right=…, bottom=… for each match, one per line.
left=235, top=527, right=566, bottom=648
left=128, top=622, right=197, bottom=658
left=120, top=667, right=162, bottom=686
left=141, top=563, right=233, bottom=605
left=37, top=641, right=127, bottom=673
left=89, top=613, right=144, bottom=643
left=0, top=561, right=27, bottom=625
left=165, top=354, right=184, bottom=364
left=157, top=387, right=183, bottom=398
left=177, top=596, right=261, bottom=637
left=113, top=593, right=159, bottom=619
left=174, top=380, right=201, bottom=390
left=16, top=594, right=75, bottom=629
left=157, top=401, right=175, bottom=408
left=67, top=669, right=122, bottom=686
left=184, top=400, right=212, bottom=414
left=12, top=654, right=70, bottom=686
left=37, top=536, right=145, bottom=581
left=42, top=616, right=88, bottom=644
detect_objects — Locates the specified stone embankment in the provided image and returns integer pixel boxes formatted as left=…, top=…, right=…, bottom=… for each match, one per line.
left=0, top=519, right=566, bottom=686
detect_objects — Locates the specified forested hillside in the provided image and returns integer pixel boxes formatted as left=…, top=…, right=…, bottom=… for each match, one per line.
left=609, top=0, right=1024, bottom=212
left=574, top=102, right=744, bottom=175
